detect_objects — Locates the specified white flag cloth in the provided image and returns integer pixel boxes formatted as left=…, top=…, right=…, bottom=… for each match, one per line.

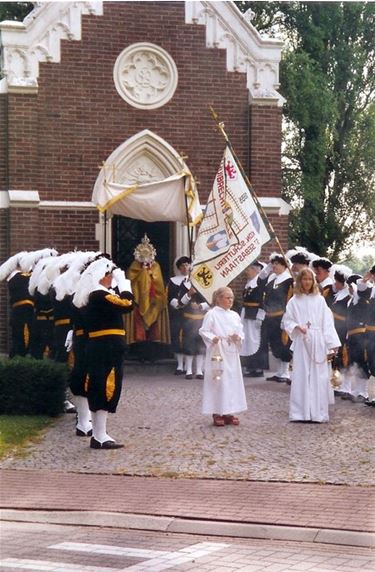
left=92, top=171, right=202, bottom=225
left=191, top=146, right=271, bottom=303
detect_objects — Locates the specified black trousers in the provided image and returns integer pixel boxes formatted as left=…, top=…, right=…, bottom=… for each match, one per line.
left=69, top=334, right=88, bottom=397
left=29, top=317, right=54, bottom=360
left=263, top=315, right=292, bottom=363
left=9, top=305, right=34, bottom=358
left=348, top=333, right=369, bottom=379
left=86, top=337, right=126, bottom=413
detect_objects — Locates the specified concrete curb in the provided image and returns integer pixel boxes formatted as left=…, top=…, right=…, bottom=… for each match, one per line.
left=1, top=509, right=374, bottom=549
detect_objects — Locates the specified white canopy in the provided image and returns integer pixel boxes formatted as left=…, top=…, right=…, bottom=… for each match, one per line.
left=92, top=171, right=202, bottom=226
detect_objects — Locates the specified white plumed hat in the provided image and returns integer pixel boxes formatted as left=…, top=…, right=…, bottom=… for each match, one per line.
left=73, top=257, right=116, bottom=308
left=0, top=251, right=28, bottom=282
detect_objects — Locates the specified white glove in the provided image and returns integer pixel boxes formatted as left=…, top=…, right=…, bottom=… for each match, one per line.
left=112, top=268, right=132, bottom=294
left=259, top=263, right=272, bottom=280
left=65, top=329, right=73, bottom=352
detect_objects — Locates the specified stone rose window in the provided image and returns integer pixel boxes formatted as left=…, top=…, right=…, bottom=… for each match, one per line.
left=113, top=42, right=178, bottom=109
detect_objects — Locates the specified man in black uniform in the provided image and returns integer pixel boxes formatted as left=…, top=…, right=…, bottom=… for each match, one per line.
left=166, top=256, right=191, bottom=375
left=0, top=251, right=33, bottom=357
left=240, top=260, right=268, bottom=377
left=312, top=257, right=335, bottom=308
left=259, top=253, right=293, bottom=383
left=73, top=258, right=134, bottom=449
left=346, top=274, right=371, bottom=403
left=178, top=275, right=209, bottom=379
left=330, top=265, right=352, bottom=397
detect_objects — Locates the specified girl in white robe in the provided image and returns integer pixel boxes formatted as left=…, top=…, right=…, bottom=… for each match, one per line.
left=283, top=268, right=341, bottom=423
left=199, top=287, right=248, bottom=426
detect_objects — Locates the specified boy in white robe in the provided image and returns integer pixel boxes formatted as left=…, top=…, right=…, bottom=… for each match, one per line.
left=283, top=268, right=340, bottom=423
left=199, top=287, right=247, bottom=426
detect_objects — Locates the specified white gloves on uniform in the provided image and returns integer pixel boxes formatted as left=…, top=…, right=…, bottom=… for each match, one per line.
left=65, top=329, right=73, bottom=352
left=112, top=267, right=132, bottom=294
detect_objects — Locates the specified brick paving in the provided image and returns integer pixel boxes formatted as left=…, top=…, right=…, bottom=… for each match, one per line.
left=1, top=522, right=375, bottom=572
left=0, top=363, right=374, bottom=538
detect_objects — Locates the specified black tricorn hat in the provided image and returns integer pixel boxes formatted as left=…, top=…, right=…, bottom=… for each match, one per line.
left=290, top=252, right=310, bottom=265
left=347, top=273, right=362, bottom=285
left=269, top=252, right=287, bottom=266
left=249, top=259, right=264, bottom=269
left=312, top=257, right=332, bottom=270
left=176, top=256, right=191, bottom=268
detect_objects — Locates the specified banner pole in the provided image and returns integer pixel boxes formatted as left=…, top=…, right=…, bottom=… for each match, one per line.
left=183, top=178, right=193, bottom=260
left=103, top=210, right=107, bottom=254
left=209, top=106, right=289, bottom=265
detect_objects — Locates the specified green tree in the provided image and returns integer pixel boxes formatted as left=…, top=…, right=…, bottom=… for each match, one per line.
left=0, top=2, right=33, bottom=22
left=237, top=2, right=375, bottom=259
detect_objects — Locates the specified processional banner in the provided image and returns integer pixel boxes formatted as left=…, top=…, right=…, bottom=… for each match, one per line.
left=191, top=145, right=271, bottom=303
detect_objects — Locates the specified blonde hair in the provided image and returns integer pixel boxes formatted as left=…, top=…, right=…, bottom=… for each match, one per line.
left=294, top=267, right=319, bottom=295
left=212, top=286, right=234, bottom=306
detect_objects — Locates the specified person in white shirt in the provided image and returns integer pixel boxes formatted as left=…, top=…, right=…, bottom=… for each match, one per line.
left=283, top=268, right=340, bottom=423
left=199, top=287, right=247, bottom=426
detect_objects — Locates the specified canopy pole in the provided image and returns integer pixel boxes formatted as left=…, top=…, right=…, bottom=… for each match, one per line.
left=103, top=210, right=107, bottom=254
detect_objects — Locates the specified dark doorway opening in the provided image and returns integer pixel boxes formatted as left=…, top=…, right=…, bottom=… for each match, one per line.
left=112, top=216, right=172, bottom=281
left=112, top=216, right=173, bottom=362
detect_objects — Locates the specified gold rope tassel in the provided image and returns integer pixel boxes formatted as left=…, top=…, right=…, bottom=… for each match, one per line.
left=84, top=374, right=90, bottom=394
left=106, top=368, right=116, bottom=401
left=24, top=324, right=30, bottom=350
left=281, top=330, right=289, bottom=346
left=342, top=344, right=349, bottom=368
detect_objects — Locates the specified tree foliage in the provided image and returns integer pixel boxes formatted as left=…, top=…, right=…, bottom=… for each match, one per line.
left=0, top=2, right=33, bottom=22
left=237, top=2, right=375, bottom=259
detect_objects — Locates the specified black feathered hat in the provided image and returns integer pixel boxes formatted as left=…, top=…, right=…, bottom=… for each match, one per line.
left=347, top=273, right=362, bottom=285
left=249, top=259, right=265, bottom=269
left=269, top=252, right=287, bottom=267
left=176, top=256, right=191, bottom=268
left=311, top=257, right=332, bottom=270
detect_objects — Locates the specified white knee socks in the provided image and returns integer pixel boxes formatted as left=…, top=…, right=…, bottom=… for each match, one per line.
left=185, top=355, right=193, bottom=376
left=74, top=396, right=92, bottom=434
left=196, top=354, right=204, bottom=376
left=176, top=353, right=184, bottom=371
left=91, top=410, right=113, bottom=444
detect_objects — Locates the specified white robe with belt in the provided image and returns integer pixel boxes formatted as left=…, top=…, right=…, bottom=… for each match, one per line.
left=283, top=293, right=341, bottom=422
left=199, top=306, right=248, bottom=415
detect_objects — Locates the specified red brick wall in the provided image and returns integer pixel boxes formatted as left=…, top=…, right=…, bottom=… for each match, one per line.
left=37, top=209, right=99, bottom=253
left=249, top=105, right=282, bottom=198
left=1, top=1, right=286, bottom=350
left=7, top=1, right=250, bottom=207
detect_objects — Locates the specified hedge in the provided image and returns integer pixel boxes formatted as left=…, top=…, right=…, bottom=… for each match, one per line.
left=0, top=357, right=68, bottom=416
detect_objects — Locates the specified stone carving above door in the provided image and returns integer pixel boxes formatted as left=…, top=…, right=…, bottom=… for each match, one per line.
left=113, top=42, right=178, bottom=110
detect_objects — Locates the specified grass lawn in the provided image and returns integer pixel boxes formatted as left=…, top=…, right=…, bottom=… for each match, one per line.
left=0, top=415, right=55, bottom=459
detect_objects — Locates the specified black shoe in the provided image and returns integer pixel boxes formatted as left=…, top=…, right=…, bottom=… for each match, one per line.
left=64, top=400, right=77, bottom=414
left=266, top=375, right=280, bottom=381
left=245, top=370, right=264, bottom=378
left=76, top=428, right=93, bottom=437
left=195, top=374, right=204, bottom=379
left=340, top=392, right=351, bottom=400
left=174, top=369, right=184, bottom=376
left=90, top=437, right=124, bottom=449
left=278, top=377, right=291, bottom=385
left=351, top=395, right=367, bottom=403
left=185, top=374, right=193, bottom=380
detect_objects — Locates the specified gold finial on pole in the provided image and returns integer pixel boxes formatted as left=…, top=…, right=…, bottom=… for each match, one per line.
left=209, top=105, right=229, bottom=141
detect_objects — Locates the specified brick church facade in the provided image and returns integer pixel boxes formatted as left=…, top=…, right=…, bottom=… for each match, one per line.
left=0, top=1, right=290, bottom=353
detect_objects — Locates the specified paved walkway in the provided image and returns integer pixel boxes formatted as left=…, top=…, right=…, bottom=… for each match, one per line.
left=1, top=363, right=374, bottom=547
